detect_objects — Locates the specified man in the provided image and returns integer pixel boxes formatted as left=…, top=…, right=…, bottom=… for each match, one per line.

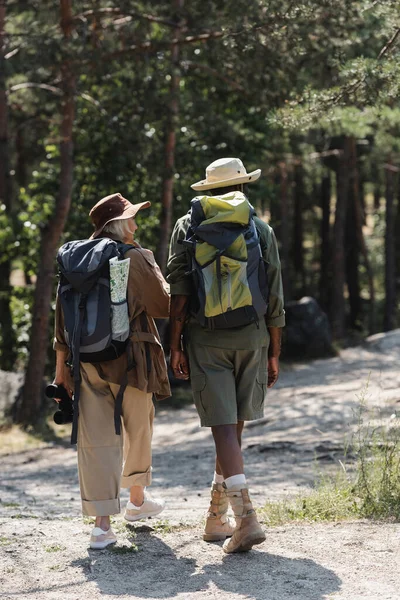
left=167, top=157, right=285, bottom=553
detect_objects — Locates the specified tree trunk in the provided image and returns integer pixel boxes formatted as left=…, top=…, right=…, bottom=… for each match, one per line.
left=279, top=161, right=291, bottom=301
left=319, top=171, right=331, bottom=312
left=331, top=138, right=351, bottom=340
left=373, top=163, right=381, bottom=211
left=345, top=140, right=361, bottom=329
left=0, top=0, right=17, bottom=371
left=359, top=176, right=366, bottom=225
left=383, top=161, right=396, bottom=331
left=349, top=138, right=375, bottom=333
left=292, top=164, right=305, bottom=296
left=16, top=0, right=75, bottom=425
left=395, top=179, right=400, bottom=298
left=156, top=0, right=184, bottom=273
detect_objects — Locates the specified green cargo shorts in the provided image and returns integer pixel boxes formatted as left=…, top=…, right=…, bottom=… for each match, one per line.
left=187, top=343, right=268, bottom=427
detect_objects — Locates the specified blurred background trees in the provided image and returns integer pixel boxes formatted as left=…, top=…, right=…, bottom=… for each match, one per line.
left=1, top=0, right=399, bottom=423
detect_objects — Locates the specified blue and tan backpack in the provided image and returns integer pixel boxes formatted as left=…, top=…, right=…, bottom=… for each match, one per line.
left=57, top=237, right=134, bottom=443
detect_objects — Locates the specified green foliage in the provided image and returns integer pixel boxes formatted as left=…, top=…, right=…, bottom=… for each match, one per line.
left=2, top=0, right=400, bottom=367
left=260, top=384, right=400, bottom=526
left=0, top=536, right=12, bottom=546
left=260, top=475, right=358, bottom=526
left=109, top=542, right=139, bottom=554
left=44, top=544, right=66, bottom=553
left=9, top=286, right=34, bottom=366
left=353, top=387, right=400, bottom=520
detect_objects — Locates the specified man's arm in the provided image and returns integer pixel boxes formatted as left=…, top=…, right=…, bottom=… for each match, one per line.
left=166, top=216, right=192, bottom=380
left=267, top=327, right=282, bottom=388
left=170, top=294, right=190, bottom=380
left=262, top=225, right=285, bottom=388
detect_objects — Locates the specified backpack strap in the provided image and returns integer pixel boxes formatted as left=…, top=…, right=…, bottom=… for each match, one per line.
left=70, top=292, right=87, bottom=445
left=139, top=312, right=152, bottom=375
left=111, top=243, right=136, bottom=436
left=254, top=217, right=268, bottom=257
left=116, top=242, right=136, bottom=257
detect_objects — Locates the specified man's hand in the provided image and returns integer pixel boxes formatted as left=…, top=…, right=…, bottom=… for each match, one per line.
left=267, top=356, right=279, bottom=388
left=170, top=349, right=190, bottom=380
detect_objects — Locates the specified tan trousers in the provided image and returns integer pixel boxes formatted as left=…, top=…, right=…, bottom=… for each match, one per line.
left=77, top=362, right=155, bottom=516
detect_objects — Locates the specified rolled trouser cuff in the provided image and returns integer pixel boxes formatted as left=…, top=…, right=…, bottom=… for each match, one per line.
left=81, top=498, right=121, bottom=516
left=121, top=468, right=152, bottom=489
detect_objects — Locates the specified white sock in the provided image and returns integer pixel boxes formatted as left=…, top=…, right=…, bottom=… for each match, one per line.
left=224, top=474, right=246, bottom=488
left=212, top=472, right=224, bottom=485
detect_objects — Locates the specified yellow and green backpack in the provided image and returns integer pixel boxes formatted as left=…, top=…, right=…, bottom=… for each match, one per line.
left=182, top=191, right=269, bottom=330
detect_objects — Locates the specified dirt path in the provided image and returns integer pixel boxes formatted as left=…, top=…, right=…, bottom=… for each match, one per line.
left=1, top=330, right=400, bottom=600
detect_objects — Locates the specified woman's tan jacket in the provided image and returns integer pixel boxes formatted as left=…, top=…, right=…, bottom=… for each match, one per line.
left=54, top=240, right=171, bottom=400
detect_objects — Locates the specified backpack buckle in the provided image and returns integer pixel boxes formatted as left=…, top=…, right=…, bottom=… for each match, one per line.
left=78, top=294, right=87, bottom=309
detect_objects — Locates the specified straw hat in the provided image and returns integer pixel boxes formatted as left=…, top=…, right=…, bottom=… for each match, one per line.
left=191, top=157, right=261, bottom=191
left=89, top=193, right=150, bottom=239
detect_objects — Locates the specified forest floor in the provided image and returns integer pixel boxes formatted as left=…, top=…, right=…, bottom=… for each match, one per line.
left=1, top=330, right=400, bottom=600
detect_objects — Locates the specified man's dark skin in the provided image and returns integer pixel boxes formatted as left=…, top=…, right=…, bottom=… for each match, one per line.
left=169, top=185, right=282, bottom=479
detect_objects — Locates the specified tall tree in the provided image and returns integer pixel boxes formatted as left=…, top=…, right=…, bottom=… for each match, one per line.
left=349, top=138, right=375, bottom=334
left=278, top=161, right=291, bottom=301
left=331, top=137, right=351, bottom=340
left=17, top=0, right=75, bottom=425
left=292, top=163, right=306, bottom=296
left=345, top=138, right=362, bottom=330
left=319, top=171, right=331, bottom=312
left=0, top=0, right=17, bottom=370
left=383, top=161, right=397, bottom=331
left=156, top=0, right=184, bottom=272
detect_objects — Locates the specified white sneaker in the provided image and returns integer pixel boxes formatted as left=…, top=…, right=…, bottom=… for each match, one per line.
left=89, top=527, right=117, bottom=550
left=124, top=492, right=165, bottom=522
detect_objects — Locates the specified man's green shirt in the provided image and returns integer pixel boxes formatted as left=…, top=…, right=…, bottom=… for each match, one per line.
left=166, top=213, right=285, bottom=350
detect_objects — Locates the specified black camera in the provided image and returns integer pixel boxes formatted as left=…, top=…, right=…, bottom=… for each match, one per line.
left=46, top=384, right=74, bottom=425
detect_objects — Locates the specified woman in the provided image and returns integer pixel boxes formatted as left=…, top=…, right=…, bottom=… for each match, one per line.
left=53, top=192, right=170, bottom=549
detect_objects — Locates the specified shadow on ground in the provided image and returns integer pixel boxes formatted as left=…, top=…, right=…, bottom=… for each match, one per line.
left=70, top=530, right=341, bottom=600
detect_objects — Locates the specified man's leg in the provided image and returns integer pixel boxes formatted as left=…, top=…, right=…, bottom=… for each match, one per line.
left=220, top=348, right=268, bottom=553
left=203, top=422, right=246, bottom=542
left=213, top=421, right=244, bottom=479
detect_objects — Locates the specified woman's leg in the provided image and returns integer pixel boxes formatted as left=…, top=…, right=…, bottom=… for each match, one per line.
left=78, top=363, right=123, bottom=525
left=110, top=385, right=154, bottom=494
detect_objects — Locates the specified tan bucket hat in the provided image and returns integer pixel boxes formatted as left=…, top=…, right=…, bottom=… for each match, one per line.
left=191, top=157, right=261, bottom=191
left=89, top=193, right=150, bottom=239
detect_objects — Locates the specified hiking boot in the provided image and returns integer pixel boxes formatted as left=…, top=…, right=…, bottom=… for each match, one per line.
left=124, top=492, right=165, bottom=522
left=203, top=482, right=235, bottom=542
left=222, top=485, right=266, bottom=553
left=90, top=527, right=117, bottom=550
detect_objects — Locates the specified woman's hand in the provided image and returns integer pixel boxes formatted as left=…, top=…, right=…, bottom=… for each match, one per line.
left=52, top=375, right=73, bottom=402
left=53, top=350, right=73, bottom=401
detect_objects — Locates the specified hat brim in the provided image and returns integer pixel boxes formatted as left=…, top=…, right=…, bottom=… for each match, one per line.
left=190, top=169, right=261, bottom=192
left=90, top=201, right=151, bottom=240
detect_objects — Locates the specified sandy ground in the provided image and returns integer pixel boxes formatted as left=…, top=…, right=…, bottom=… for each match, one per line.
left=1, top=330, right=400, bottom=600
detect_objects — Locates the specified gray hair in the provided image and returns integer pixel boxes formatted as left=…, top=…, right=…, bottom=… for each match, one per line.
left=102, top=218, right=132, bottom=240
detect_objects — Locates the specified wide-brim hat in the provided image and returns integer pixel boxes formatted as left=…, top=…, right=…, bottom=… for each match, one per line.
left=89, top=193, right=150, bottom=239
left=191, top=157, right=261, bottom=191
